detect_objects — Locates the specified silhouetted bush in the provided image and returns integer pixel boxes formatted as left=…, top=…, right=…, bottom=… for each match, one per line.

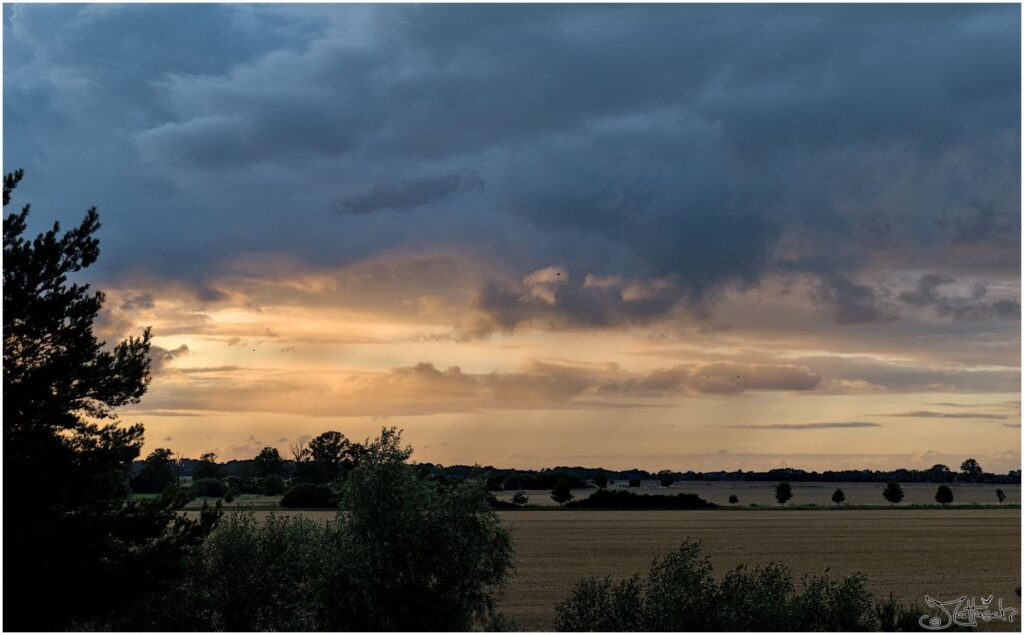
left=279, top=483, right=337, bottom=508
left=224, top=475, right=260, bottom=494
left=628, top=478, right=642, bottom=487
left=487, top=495, right=520, bottom=510
left=291, top=460, right=330, bottom=484
left=554, top=540, right=884, bottom=631
left=258, top=475, right=287, bottom=496
left=190, top=478, right=228, bottom=498
left=564, top=489, right=715, bottom=510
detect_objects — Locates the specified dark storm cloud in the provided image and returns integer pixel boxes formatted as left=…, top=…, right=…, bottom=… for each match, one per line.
left=3, top=4, right=1019, bottom=330
left=899, top=274, right=1020, bottom=321
left=810, top=273, right=897, bottom=325
left=337, top=172, right=484, bottom=215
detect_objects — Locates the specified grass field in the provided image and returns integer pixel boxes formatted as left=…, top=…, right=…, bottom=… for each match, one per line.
left=223, top=508, right=1020, bottom=631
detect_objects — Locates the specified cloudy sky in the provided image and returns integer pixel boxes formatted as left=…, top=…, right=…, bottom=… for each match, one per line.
left=4, top=3, right=1020, bottom=471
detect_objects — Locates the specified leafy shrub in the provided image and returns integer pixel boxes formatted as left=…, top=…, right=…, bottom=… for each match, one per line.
left=553, top=576, right=643, bottom=631
left=555, top=540, right=885, bottom=631
left=874, top=592, right=926, bottom=631
left=564, top=489, right=715, bottom=510
left=258, top=475, right=287, bottom=496
left=163, top=513, right=332, bottom=630
left=190, top=478, right=228, bottom=498
left=279, top=483, right=337, bottom=508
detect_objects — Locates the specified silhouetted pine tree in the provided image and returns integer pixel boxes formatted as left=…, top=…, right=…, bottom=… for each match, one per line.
left=3, top=170, right=218, bottom=630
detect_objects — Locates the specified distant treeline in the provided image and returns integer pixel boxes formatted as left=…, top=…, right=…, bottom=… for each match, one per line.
left=418, top=464, right=1022, bottom=488
left=147, top=456, right=1022, bottom=488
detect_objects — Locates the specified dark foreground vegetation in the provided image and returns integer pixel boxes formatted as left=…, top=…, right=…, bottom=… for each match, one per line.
left=564, top=489, right=716, bottom=510
left=127, top=429, right=515, bottom=631
left=0, top=171, right=998, bottom=631
left=554, top=540, right=924, bottom=631
left=3, top=170, right=219, bottom=631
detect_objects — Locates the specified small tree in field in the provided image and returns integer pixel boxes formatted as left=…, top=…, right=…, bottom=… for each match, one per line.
left=882, top=481, right=904, bottom=506
left=996, top=488, right=1006, bottom=504
left=935, top=485, right=954, bottom=506
left=593, top=470, right=608, bottom=489
left=775, top=481, right=793, bottom=507
left=831, top=488, right=846, bottom=507
left=657, top=470, right=675, bottom=487
left=511, top=490, right=529, bottom=506
left=728, top=494, right=739, bottom=505
left=551, top=478, right=574, bottom=506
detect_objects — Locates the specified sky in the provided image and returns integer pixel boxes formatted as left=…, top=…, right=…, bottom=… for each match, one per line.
left=3, top=3, right=1021, bottom=472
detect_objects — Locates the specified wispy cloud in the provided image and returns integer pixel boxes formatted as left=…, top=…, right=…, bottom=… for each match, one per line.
left=726, top=422, right=881, bottom=430
left=876, top=410, right=1007, bottom=420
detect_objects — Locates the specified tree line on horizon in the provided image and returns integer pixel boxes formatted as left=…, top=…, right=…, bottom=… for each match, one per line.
left=144, top=449, right=1021, bottom=490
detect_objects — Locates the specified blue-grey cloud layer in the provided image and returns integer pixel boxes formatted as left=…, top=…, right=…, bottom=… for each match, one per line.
left=4, top=4, right=1020, bottom=330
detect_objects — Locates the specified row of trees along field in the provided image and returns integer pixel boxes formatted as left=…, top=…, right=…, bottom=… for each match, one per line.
left=736, top=480, right=1005, bottom=508
left=2, top=170, right=1009, bottom=631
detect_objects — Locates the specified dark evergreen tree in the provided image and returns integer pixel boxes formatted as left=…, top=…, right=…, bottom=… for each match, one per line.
left=3, top=170, right=218, bottom=630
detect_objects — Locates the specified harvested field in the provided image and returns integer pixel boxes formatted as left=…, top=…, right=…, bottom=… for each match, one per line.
left=497, top=509, right=1021, bottom=630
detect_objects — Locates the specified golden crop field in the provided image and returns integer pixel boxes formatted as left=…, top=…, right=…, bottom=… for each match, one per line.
left=497, top=509, right=1021, bottom=630
left=228, top=507, right=1020, bottom=631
